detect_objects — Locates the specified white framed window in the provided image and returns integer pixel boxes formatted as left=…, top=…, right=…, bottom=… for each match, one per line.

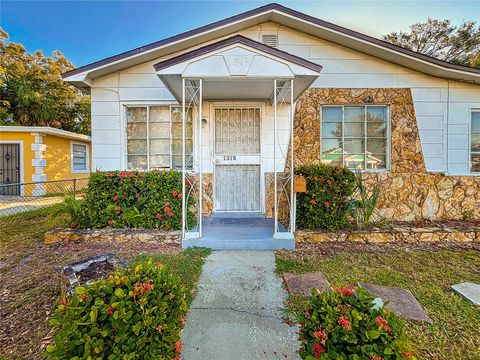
left=125, top=105, right=192, bottom=170
left=70, top=142, right=89, bottom=173
left=471, top=110, right=480, bottom=173
left=320, top=105, right=390, bottom=171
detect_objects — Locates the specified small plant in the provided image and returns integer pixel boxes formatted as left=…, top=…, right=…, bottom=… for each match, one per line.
left=289, top=286, right=415, bottom=359
left=350, top=174, right=387, bottom=230
left=45, top=259, right=187, bottom=359
left=295, top=164, right=357, bottom=230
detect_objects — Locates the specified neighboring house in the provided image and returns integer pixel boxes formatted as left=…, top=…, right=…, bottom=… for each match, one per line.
left=62, top=3, right=480, bottom=242
left=0, top=126, right=91, bottom=195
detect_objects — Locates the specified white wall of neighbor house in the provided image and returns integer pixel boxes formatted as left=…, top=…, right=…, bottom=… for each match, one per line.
left=89, top=21, right=480, bottom=175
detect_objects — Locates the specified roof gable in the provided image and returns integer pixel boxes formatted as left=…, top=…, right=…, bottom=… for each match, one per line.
left=63, top=3, right=480, bottom=87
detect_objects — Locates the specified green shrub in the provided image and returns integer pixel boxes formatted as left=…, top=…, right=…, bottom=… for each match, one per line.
left=290, top=287, right=415, bottom=360
left=45, top=259, right=187, bottom=359
left=295, top=164, right=357, bottom=230
left=350, top=175, right=386, bottom=230
left=67, top=170, right=196, bottom=230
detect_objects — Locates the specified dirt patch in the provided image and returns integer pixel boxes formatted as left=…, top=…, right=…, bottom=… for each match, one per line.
left=276, top=241, right=480, bottom=261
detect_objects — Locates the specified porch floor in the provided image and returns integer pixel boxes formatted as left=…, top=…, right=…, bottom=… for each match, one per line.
left=183, top=213, right=295, bottom=250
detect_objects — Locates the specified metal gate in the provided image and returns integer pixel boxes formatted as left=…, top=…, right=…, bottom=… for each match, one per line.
left=214, top=107, right=261, bottom=212
left=0, top=143, right=21, bottom=195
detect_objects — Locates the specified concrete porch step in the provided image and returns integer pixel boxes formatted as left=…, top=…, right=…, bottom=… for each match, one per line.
left=182, top=236, right=295, bottom=250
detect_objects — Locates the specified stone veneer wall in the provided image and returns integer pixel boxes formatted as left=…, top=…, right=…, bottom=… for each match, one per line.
left=296, top=226, right=480, bottom=243
left=292, top=88, right=480, bottom=221
left=45, top=228, right=181, bottom=245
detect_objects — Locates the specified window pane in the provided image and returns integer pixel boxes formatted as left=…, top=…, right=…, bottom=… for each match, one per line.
left=344, top=139, right=365, bottom=169
left=367, top=154, right=386, bottom=169
left=172, top=123, right=193, bottom=139
left=150, top=139, right=170, bottom=154
left=344, top=139, right=364, bottom=154
left=344, top=122, right=364, bottom=137
left=321, top=153, right=342, bottom=166
left=172, top=155, right=193, bottom=170
left=471, top=134, right=480, bottom=152
left=322, top=107, right=342, bottom=122
left=344, top=107, right=364, bottom=122
left=367, top=106, right=387, bottom=122
left=321, top=138, right=342, bottom=153
left=127, top=155, right=147, bottom=170
left=367, top=138, right=387, bottom=154
left=367, top=122, right=387, bottom=137
left=73, top=163, right=86, bottom=171
left=149, top=122, right=170, bottom=137
left=73, top=144, right=86, bottom=153
left=472, top=112, right=480, bottom=132
left=127, top=107, right=147, bottom=123
left=471, top=153, right=480, bottom=172
left=150, top=106, right=170, bottom=122
left=127, top=123, right=147, bottom=138
left=322, top=122, right=342, bottom=138
left=172, top=139, right=193, bottom=154
left=150, top=155, right=170, bottom=168
left=127, top=139, right=147, bottom=154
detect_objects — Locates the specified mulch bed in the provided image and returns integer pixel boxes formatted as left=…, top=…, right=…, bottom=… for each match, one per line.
left=276, top=241, right=480, bottom=261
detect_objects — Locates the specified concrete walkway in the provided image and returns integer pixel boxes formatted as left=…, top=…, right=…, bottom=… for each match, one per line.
left=181, top=251, right=300, bottom=360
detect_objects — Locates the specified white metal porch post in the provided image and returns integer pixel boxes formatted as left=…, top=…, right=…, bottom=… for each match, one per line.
left=181, top=78, right=186, bottom=240
left=273, top=79, right=278, bottom=234
left=290, top=79, right=295, bottom=233
left=198, top=79, right=203, bottom=237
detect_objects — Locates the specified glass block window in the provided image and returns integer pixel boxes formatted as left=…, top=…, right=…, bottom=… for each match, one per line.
left=72, top=143, right=88, bottom=172
left=471, top=110, right=480, bottom=173
left=321, top=105, right=389, bottom=170
left=126, top=105, right=192, bottom=170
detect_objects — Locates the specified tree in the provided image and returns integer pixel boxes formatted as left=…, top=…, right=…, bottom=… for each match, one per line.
left=383, top=19, right=480, bottom=68
left=0, top=28, right=90, bottom=134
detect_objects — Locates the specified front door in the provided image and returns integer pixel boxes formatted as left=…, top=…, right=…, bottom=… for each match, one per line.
left=214, top=107, right=261, bottom=212
left=0, top=143, right=21, bottom=195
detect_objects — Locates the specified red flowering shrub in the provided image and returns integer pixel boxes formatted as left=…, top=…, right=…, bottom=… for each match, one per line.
left=290, top=286, right=415, bottom=359
left=295, top=164, right=356, bottom=230
left=66, top=170, right=196, bottom=230
left=45, top=259, right=187, bottom=359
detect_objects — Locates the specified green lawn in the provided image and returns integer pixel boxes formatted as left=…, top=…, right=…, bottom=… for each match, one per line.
left=0, top=207, right=210, bottom=360
left=276, top=246, right=480, bottom=360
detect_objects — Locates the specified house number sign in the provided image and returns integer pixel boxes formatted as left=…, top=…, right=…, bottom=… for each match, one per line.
left=223, top=155, right=236, bottom=161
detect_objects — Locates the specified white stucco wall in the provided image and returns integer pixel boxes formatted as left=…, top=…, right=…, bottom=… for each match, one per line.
left=89, top=21, right=480, bottom=176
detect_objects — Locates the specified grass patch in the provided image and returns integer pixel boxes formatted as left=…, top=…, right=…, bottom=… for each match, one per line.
left=276, top=249, right=480, bottom=360
left=0, top=207, right=210, bottom=359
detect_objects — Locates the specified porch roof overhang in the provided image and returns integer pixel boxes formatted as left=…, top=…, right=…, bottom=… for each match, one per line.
left=153, top=35, right=322, bottom=102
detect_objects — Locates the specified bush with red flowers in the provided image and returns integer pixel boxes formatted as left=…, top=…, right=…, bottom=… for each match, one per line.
left=64, top=170, right=196, bottom=230
left=295, top=164, right=357, bottom=230
left=45, top=259, right=187, bottom=359
left=290, top=286, right=415, bottom=359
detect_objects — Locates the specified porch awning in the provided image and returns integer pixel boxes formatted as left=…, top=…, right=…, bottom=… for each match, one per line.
left=154, top=35, right=322, bottom=102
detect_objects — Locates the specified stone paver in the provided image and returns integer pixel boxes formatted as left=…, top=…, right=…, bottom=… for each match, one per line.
left=283, top=272, right=330, bottom=296
left=451, top=282, right=480, bottom=305
left=181, top=251, right=299, bottom=360
left=359, top=283, right=432, bottom=323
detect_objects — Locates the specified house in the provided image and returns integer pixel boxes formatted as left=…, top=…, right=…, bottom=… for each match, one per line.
left=0, top=126, right=91, bottom=195
left=62, top=3, right=480, bottom=247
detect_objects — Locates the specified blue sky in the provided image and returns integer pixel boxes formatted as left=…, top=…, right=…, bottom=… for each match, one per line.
left=1, top=1, right=479, bottom=67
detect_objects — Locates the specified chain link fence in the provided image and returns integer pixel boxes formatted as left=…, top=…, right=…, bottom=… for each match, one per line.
left=0, top=178, right=89, bottom=217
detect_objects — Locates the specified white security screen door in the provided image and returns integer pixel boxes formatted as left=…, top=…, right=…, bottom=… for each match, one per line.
left=214, top=107, right=261, bottom=212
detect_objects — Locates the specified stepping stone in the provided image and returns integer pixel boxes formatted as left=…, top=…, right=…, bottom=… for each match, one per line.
left=283, top=272, right=330, bottom=296
left=451, top=282, right=480, bottom=305
left=359, top=283, right=432, bottom=323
